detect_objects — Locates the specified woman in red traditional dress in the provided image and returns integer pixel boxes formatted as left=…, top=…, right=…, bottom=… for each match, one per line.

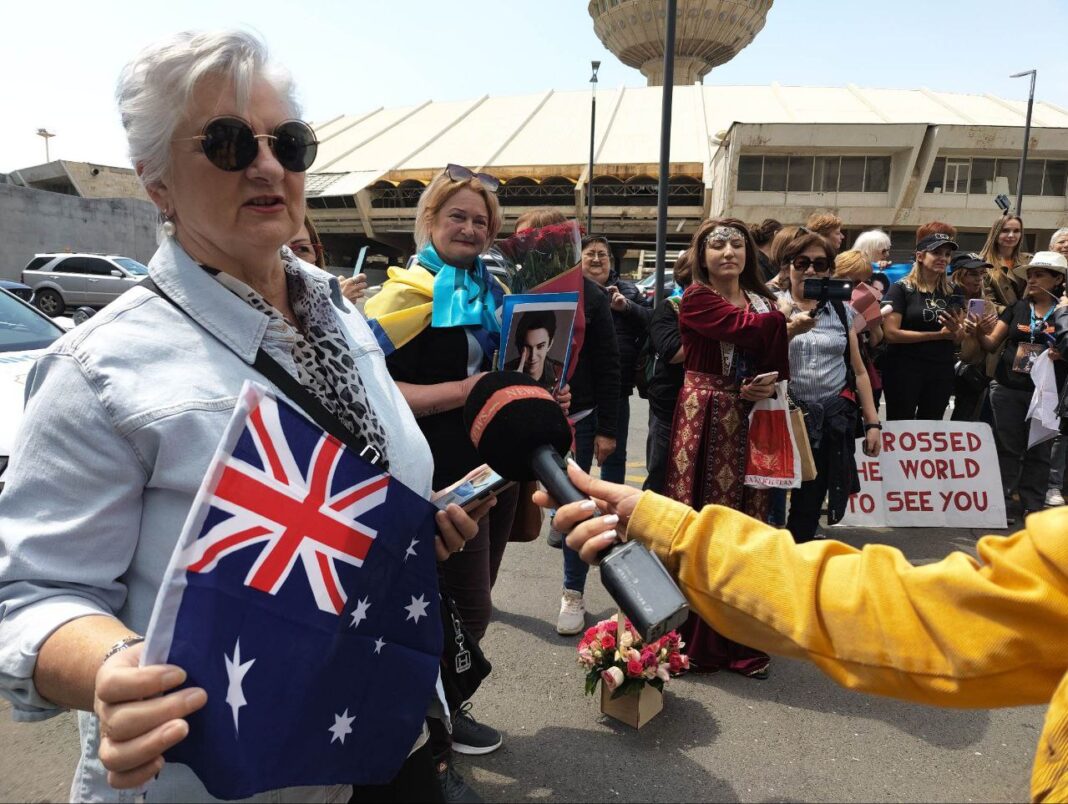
left=665, top=217, right=799, bottom=678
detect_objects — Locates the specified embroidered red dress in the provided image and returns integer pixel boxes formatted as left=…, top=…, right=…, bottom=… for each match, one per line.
left=665, top=283, right=789, bottom=676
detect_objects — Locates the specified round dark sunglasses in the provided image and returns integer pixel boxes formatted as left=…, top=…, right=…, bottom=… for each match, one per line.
left=179, top=116, right=319, bottom=173
left=791, top=256, right=831, bottom=272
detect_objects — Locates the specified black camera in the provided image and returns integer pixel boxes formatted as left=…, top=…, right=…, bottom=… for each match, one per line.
left=802, top=277, right=854, bottom=303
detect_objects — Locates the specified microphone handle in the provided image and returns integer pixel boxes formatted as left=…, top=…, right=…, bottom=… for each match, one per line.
left=529, top=444, right=586, bottom=506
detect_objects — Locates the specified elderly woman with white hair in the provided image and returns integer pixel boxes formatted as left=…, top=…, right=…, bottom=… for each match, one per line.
left=0, top=30, right=482, bottom=802
left=853, top=228, right=893, bottom=270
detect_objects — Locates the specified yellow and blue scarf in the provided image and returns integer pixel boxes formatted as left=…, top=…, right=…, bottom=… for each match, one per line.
left=365, top=244, right=505, bottom=359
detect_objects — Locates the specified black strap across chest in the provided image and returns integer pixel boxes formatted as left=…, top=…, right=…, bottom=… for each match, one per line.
left=140, top=278, right=381, bottom=466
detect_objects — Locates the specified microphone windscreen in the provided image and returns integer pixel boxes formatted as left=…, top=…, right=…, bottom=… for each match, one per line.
left=463, top=372, right=572, bottom=480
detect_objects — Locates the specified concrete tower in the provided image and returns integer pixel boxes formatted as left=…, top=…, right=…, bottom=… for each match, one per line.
left=588, top=0, right=773, bottom=86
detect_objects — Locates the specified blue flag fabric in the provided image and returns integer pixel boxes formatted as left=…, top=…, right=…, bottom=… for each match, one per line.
left=143, top=382, right=443, bottom=800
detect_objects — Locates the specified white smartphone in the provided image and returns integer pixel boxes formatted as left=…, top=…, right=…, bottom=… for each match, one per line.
left=432, top=464, right=514, bottom=511
left=748, top=371, right=778, bottom=385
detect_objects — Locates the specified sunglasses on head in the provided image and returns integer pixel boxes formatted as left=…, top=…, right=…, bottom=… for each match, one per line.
left=791, top=256, right=831, bottom=272
left=445, top=163, right=500, bottom=193
left=178, top=116, right=319, bottom=173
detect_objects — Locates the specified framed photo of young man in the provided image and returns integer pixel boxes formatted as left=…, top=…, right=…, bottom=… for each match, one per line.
left=497, top=292, right=579, bottom=392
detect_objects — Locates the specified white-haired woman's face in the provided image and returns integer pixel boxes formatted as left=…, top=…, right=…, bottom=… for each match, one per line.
left=149, top=74, right=305, bottom=265
left=1052, top=233, right=1068, bottom=257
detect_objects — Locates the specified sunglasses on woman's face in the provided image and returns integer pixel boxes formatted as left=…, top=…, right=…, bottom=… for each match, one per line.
left=791, top=256, right=830, bottom=272
left=178, top=116, right=319, bottom=173
left=445, top=163, right=500, bottom=193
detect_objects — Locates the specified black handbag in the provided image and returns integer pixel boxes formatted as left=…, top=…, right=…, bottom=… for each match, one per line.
left=438, top=587, right=492, bottom=710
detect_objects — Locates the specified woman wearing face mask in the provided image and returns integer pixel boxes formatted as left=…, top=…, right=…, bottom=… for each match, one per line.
left=977, top=252, right=1068, bottom=520
left=880, top=232, right=966, bottom=420
left=979, top=214, right=1028, bottom=308
left=663, top=217, right=796, bottom=678
left=0, top=30, right=485, bottom=802
left=777, top=235, right=881, bottom=543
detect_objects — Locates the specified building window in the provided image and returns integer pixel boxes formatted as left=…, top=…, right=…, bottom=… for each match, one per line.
left=737, top=155, right=890, bottom=193
left=926, top=155, right=1067, bottom=197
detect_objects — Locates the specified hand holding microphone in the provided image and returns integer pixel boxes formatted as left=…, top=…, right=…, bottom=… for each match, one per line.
left=463, top=372, right=689, bottom=640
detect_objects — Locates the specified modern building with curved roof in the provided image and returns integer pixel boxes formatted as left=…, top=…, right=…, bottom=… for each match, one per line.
left=306, top=81, right=1068, bottom=268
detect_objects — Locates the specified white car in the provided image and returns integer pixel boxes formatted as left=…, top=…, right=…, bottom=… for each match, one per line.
left=0, top=288, right=66, bottom=491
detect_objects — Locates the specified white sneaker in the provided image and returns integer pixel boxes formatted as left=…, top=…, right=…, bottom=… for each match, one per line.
left=1046, top=488, right=1065, bottom=508
left=556, top=588, right=586, bottom=635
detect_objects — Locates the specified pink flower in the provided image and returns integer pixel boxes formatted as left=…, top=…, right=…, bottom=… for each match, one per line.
left=601, top=666, right=624, bottom=691
left=668, top=653, right=684, bottom=673
left=626, top=657, right=643, bottom=676
left=600, top=632, right=616, bottom=651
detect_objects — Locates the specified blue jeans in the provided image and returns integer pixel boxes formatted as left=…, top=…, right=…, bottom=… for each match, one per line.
left=599, top=395, right=630, bottom=485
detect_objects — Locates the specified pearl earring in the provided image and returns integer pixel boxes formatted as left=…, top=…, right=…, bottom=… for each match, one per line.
left=160, top=210, right=176, bottom=238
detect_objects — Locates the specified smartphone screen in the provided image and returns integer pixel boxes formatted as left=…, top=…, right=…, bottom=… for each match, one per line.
left=433, top=465, right=514, bottom=511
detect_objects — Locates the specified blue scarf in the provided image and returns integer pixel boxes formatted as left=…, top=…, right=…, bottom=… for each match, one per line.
left=418, top=243, right=504, bottom=362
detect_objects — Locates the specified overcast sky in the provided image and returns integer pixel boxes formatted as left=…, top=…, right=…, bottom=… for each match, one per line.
left=3, top=0, right=1067, bottom=173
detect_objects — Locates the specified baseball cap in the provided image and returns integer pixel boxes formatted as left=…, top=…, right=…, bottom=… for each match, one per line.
left=949, top=252, right=992, bottom=273
left=916, top=232, right=959, bottom=252
left=1013, top=251, right=1068, bottom=281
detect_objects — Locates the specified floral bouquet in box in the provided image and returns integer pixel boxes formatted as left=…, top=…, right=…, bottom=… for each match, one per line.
left=495, top=220, right=583, bottom=294
left=577, top=617, right=689, bottom=699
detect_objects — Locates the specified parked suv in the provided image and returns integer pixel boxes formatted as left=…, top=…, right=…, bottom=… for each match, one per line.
left=21, top=253, right=149, bottom=317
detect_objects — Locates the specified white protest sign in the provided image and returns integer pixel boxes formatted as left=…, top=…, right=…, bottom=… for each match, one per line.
left=838, top=420, right=1006, bottom=528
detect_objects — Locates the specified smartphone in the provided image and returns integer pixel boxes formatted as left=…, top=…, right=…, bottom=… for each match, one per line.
left=968, top=298, right=987, bottom=317
left=433, top=464, right=515, bottom=511
left=748, top=371, right=778, bottom=385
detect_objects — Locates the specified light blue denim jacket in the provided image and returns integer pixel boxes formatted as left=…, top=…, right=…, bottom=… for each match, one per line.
left=0, top=237, right=433, bottom=803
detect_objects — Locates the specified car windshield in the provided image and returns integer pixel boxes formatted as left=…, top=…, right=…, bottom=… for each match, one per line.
left=0, top=291, right=64, bottom=353
left=113, top=258, right=149, bottom=276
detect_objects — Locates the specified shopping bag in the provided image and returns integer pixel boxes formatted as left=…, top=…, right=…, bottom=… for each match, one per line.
left=790, top=406, right=817, bottom=482
left=744, top=380, right=802, bottom=489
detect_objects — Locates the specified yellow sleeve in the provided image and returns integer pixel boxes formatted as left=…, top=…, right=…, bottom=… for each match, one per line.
left=628, top=493, right=1068, bottom=708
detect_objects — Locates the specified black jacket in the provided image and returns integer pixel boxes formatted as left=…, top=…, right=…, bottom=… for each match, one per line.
left=647, top=296, right=684, bottom=422
left=607, top=271, right=654, bottom=397
left=569, top=277, right=621, bottom=438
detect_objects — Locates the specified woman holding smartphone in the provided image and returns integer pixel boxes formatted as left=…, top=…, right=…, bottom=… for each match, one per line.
left=663, top=217, right=795, bottom=678
left=777, top=234, right=881, bottom=543
left=881, top=232, right=966, bottom=420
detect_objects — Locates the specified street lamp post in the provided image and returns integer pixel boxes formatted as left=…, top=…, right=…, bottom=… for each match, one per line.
left=652, top=0, right=678, bottom=309
left=36, top=128, right=55, bottom=163
left=587, top=61, right=600, bottom=236
left=1010, top=69, right=1036, bottom=216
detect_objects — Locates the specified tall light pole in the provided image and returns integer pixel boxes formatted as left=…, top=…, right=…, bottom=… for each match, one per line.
left=1010, top=69, right=1036, bottom=216
left=653, top=0, right=678, bottom=309
left=36, top=128, right=55, bottom=163
left=587, top=61, right=600, bottom=235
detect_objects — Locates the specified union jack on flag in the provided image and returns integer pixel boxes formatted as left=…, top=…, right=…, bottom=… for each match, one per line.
left=143, top=382, right=444, bottom=800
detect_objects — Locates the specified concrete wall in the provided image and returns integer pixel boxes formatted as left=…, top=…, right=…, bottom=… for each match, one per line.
left=0, top=183, right=157, bottom=281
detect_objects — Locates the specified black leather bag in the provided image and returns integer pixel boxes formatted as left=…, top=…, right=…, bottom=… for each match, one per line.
left=438, top=589, right=492, bottom=710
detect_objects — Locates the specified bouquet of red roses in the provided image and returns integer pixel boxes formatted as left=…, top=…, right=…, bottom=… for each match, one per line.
left=577, top=617, right=689, bottom=699
left=495, top=220, right=583, bottom=293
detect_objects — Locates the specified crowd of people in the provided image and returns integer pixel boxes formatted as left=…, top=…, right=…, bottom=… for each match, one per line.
left=1, top=27, right=1068, bottom=804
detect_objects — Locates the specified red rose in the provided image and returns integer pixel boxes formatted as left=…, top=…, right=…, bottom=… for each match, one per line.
left=600, top=633, right=616, bottom=651
left=626, top=658, right=643, bottom=676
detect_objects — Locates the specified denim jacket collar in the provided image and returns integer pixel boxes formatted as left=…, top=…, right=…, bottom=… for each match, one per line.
left=148, top=236, right=270, bottom=364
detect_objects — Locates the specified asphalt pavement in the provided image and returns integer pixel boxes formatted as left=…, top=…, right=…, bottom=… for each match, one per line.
left=0, top=396, right=1044, bottom=803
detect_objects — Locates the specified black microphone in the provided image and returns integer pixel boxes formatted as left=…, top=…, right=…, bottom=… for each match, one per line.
left=464, top=372, right=689, bottom=641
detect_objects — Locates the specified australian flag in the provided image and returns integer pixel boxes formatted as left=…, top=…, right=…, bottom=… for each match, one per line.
left=143, top=382, right=443, bottom=800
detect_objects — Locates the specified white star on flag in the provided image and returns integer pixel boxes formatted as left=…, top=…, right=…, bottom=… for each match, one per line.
left=349, top=597, right=371, bottom=629
left=329, top=709, right=356, bottom=744
left=373, top=636, right=386, bottom=654
left=404, top=538, right=418, bottom=561
left=405, top=594, right=429, bottom=624
left=224, top=638, right=255, bottom=734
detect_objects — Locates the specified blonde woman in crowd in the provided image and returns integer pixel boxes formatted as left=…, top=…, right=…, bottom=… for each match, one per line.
left=805, top=211, right=845, bottom=251
left=979, top=214, right=1028, bottom=308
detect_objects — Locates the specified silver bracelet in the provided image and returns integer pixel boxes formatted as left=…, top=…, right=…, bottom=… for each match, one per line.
left=102, top=635, right=145, bottom=664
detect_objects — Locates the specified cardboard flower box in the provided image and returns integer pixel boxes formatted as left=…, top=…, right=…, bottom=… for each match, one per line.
left=599, top=683, right=663, bottom=729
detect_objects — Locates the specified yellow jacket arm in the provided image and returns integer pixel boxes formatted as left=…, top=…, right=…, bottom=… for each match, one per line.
left=628, top=494, right=1068, bottom=709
